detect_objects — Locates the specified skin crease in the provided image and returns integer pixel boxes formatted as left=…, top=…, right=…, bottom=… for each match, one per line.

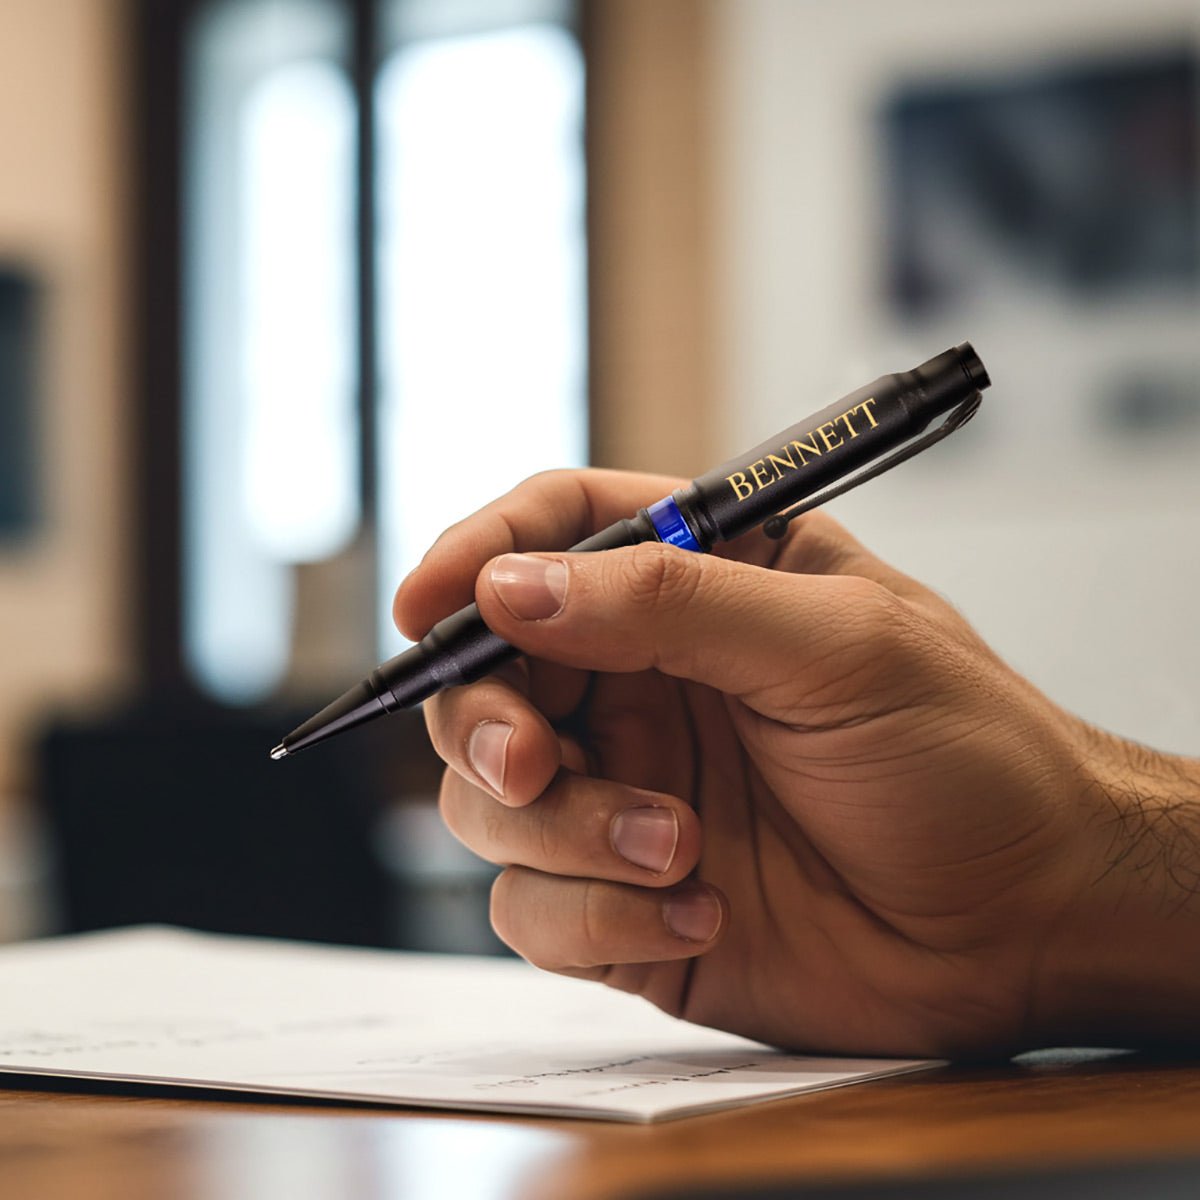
left=393, top=468, right=1200, bottom=1059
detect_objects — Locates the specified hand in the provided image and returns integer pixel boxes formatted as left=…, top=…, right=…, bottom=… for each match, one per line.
left=393, top=469, right=1200, bottom=1056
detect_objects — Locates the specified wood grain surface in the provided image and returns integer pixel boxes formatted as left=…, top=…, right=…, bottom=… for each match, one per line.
left=2, top=1051, right=1199, bottom=1200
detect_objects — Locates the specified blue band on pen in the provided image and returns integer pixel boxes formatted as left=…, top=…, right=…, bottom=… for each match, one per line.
left=647, top=496, right=702, bottom=553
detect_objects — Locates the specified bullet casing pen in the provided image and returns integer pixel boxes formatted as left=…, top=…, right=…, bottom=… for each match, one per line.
left=271, top=343, right=991, bottom=759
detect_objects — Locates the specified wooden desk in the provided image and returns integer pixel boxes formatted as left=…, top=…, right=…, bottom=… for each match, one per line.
left=3, top=1051, right=1200, bottom=1199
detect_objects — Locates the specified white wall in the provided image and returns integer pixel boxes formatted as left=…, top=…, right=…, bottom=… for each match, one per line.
left=712, top=0, right=1200, bottom=754
left=0, top=0, right=131, bottom=801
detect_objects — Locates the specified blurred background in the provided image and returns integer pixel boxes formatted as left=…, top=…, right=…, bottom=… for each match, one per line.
left=0, top=0, right=1196, bottom=950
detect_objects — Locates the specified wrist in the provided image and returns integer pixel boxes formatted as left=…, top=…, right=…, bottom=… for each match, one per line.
left=1031, top=724, right=1200, bottom=1048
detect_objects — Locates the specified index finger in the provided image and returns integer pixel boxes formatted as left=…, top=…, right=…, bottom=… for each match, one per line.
left=393, top=467, right=685, bottom=639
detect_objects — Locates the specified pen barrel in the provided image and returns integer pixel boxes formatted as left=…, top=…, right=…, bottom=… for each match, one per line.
left=376, top=605, right=518, bottom=708
left=377, top=514, right=659, bottom=709
left=278, top=343, right=989, bottom=750
left=570, top=514, right=655, bottom=553
left=688, top=343, right=987, bottom=542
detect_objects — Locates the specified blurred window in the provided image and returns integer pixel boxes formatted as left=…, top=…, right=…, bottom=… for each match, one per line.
left=185, top=0, right=356, bottom=702
left=375, top=4, right=586, bottom=655
left=241, top=60, right=359, bottom=563
left=182, top=0, right=585, bottom=700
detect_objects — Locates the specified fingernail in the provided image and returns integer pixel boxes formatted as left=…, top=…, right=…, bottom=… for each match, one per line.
left=610, top=807, right=679, bottom=874
left=468, top=721, right=514, bottom=796
left=663, top=887, right=722, bottom=943
left=490, top=554, right=568, bottom=621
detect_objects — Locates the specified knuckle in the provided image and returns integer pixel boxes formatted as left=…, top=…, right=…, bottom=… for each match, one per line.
left=489, top=870, right=520, bottom=950
left=523, top=466, right=572, bottom=491
left=438, top=765, right=516, bottom=864
left=836, top=575, right=904, bottom=639
left=787, top=511, right=855, bottom=573
left=437, top=770, right=485, bottom=849
left=509, top=468, right=580, bottom=513
left=421, top=695, right=451, bottom=762
left=426, top=514, right=470, bottom=558
left=574, top=878, right=606, bottom=967
left=840, top=575, right=926, bottom=670
left=622, top=543, right=703, bottom=616
left=504, top=770, right=560, bottom=866
left=531, top=807, right=564, bottom=869
left=832, top=572, right=888, bottom=608
left=479, top=803, right=514, bottom=863
left=436, top=769, right=461, bottom=831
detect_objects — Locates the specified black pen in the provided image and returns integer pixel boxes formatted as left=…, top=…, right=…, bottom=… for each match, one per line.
left=271, top=343, right=991, bottom=759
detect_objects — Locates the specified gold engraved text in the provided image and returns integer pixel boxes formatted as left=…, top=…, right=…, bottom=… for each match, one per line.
left=725, top=399, right=880, bottom=502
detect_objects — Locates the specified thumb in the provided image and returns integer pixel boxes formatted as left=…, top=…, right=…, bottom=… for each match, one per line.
left=474, top=544, right=910, bottom=707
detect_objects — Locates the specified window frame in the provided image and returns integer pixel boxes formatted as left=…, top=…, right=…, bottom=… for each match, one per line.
left=131, top=0, right=594, bottom=694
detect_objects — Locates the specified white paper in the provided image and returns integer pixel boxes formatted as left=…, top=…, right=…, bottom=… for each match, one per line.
left=0, top=927, right=933, bottom=1122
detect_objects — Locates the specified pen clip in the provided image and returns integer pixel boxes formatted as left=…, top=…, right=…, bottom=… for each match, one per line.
left=762, top=390, right=983, bottom=540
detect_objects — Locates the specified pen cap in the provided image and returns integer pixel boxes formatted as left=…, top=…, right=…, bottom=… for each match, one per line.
left=908, top=342, right=990, bottom=423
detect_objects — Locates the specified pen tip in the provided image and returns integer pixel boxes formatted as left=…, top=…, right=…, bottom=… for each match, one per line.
left=269, top=743, right=289, bottom=761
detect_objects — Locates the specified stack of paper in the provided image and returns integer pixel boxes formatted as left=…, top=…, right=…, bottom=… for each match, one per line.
left=0, top=927, right=932, bottom=1122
